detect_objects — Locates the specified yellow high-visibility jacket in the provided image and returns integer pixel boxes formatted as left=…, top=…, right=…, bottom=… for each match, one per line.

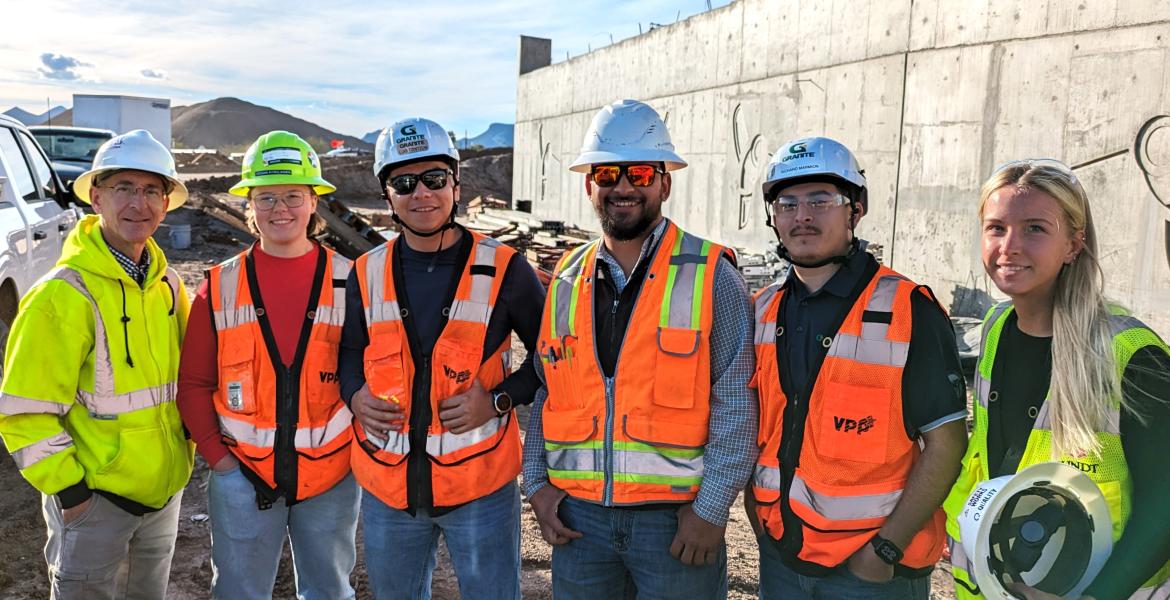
left=0, top=214, right=193, bottom=509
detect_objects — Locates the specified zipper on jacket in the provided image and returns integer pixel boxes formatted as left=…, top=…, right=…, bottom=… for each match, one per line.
left=603, top=376, right=616, bottom=505
left=408, top=355, right=432, bottom=511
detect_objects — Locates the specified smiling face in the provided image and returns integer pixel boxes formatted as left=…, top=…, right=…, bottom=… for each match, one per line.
left=981, top=185, right=1081, bottom=303
left=248, top=184, right=318, bottom=249
left=585, top=162, right=670, bottom=241
left=385, top=159, right=458, bottom=234
left=89, top=169, right=170, bottom=259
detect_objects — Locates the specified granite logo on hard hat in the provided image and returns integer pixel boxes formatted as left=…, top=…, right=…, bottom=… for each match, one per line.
left=262, top=147, right=303, bottom=166
left=783, top=142, right=815, bottom=163
left=395, top=125, right=429, bottom=155
left=307, top=151, right=318, bottom=169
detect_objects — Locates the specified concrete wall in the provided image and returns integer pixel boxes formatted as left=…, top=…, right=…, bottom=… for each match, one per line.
left=513, top=0, right=1170, bottom=334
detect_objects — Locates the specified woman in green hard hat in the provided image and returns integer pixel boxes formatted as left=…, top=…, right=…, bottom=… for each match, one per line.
left=177, top=130, right=359, bottom=599
left=943, top=160, right=1170, bottom=600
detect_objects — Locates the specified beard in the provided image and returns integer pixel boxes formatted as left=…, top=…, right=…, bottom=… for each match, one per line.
left=595, top=192, right=661, bottom=241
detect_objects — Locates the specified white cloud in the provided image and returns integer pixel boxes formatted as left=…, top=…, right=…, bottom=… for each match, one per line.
left=0, top=0, right=732, bottom=137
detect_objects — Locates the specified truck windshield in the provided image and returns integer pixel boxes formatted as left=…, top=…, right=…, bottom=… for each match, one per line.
left=34, top=132, right=111, bottom=162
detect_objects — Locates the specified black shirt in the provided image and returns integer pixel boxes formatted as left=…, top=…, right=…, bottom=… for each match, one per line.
left=987, top=315, right=1170, bottom=600
left=780, top=250, right=967, bottom=438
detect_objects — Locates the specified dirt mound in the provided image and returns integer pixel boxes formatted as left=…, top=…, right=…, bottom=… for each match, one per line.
left=171, top=97, right=370, bottom=152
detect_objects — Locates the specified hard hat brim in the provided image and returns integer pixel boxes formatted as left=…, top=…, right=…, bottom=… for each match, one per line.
left=73, top=167, right=190, bottom=212
left=569, top=150, right=687, bottom=173
left=228, top=176, right=337, bottom=198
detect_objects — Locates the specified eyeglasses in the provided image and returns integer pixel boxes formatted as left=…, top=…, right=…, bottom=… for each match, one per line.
left=989, top=158, right=1081, bottom=187
left=252, top=190, right=309, bottom=211
left=589, top=164, right=663, bottom=188
left=102, top=183, right=166, bottom=203
left=769, top=192, right=849, bottom=217
left=388, top=169, right=453, bottom=195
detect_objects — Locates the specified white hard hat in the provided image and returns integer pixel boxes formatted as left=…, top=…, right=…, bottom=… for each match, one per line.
left=762, top=136, right=867, bottom=210
left=569, top=99, right=686, bottom=173
left=373, top=117, right=460, bottom=180
left=73, top=129, right=188, bottom=211
left=957, top=462, right=1113, bottom=599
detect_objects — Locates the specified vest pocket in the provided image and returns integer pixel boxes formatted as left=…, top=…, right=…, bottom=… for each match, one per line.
left=432, top=337, right=481, bottom=402
left=364, top=336, right=408, bottom=406
left=653, top=327, right=702, bottom=409
left=218, top=342, right=257, bottom=415
left=302, top=340, right=343, bottom=419
left=815, top=381, right=895, bottom=465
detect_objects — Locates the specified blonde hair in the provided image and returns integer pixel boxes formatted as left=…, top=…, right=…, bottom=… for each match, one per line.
left=979, top=163, right=1127, bottom=458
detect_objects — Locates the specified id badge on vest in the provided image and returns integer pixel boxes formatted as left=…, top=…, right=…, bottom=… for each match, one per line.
left=228, top=381, right=245, bottom=411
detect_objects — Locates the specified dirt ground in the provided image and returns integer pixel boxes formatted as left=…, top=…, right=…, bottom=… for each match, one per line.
left=0, top=201, right=960, bottom=599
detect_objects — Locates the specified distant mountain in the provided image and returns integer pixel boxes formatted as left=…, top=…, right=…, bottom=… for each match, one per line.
left=3, top=105, right=67, bottom=125
left=457, top=123, right=513, bottom=149
left=170, top=97, right=372, bottom=151
left=362, top=129, right=381, bottom=145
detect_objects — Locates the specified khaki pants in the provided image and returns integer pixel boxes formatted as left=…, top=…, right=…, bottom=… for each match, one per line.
left=42, top=490, right=182, bottom=600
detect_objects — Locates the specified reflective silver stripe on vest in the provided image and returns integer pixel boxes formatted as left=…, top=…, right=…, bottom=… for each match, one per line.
left=364, top=427, right=410, bottom=455
left=220, top=406, right=352, bottom=450
left=664, top=232, right=709, bottom=330
left=212, top=257, right=256, bottom=330
left=10, top=430, right=73, bottom=469
left=0, top=394, right=71, bottom=416
left=976, top=303, right=1014, bottom=409
left=425, top=413, right=507, bottom=457
left=789, top=472, right=902, bottom=522
left=77, top=382, right=176, bottom=417
left=48, top=267, right=178, bottom=417
left=362, top=245, right=393, bottom=324
left=293, top=405, right=353, bottom=448
left=1131, top=581, right=1170, bottom=600
left=753, top=463, right=781, bottom=491
left=468, top=237, right=499, bottom=310
left=753, top=284, right=781, bottom=346
left=947, top=535, right=974, bottom=575
left=313, top=305, right=346, bottom=328
left=330, top=252, right=350, bottom=311
left=550, top=242, right=594, bottom=339
left=825, top=276, right=910, bottom=367
left=547, top=445, right=704, bottom=481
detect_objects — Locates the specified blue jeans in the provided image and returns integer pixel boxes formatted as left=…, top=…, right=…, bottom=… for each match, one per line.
left=361, top=482, right=521, bottom=600
left=551, top=496, right=728, bottom=600
left=757, top=535, right=930, bottom=600
left=207, top=468, right=359, bottom=600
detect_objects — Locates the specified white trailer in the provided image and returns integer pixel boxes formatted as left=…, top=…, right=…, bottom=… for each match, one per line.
left=72, top=94, right=171, bottom=148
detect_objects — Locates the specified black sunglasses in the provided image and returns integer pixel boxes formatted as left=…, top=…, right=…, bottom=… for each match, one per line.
left=388, top=169, right=453, bottom=195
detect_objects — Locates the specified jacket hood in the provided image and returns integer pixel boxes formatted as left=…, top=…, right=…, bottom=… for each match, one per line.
left=58, top=214, right=171, bottom=286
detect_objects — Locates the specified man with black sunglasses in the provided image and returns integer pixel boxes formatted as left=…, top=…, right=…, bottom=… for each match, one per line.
left=522, top=99, right=758, bottom=600
left=338, top=117, right=545, bottom=600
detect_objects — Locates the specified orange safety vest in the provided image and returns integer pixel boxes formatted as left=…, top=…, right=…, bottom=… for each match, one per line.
left=351, top=231, right=521, bottom=510
left=208, top=245, right=353, bottom=501
left=750, top=265, right=946, bottom=572
left=539, top=221, right=729, bottom=505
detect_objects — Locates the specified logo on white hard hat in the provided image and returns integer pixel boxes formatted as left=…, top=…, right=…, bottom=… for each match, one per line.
left=395, top=124, right=428, bottom=155
left=783, top=142, right=815, bottom=163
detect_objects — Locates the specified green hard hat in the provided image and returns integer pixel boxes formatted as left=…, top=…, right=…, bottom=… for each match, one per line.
left=229, top=130, right=336, bottom=197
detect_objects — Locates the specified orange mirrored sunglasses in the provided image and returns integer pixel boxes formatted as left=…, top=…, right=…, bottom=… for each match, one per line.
left=589, top=164, right=663, bottom=187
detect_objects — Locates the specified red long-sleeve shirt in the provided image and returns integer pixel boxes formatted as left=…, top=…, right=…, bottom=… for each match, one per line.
left=176, top=244, right=320, bottom=467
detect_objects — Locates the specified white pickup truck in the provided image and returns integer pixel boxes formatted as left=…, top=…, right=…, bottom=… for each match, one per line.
left=0, top=114, right=83, bottom=374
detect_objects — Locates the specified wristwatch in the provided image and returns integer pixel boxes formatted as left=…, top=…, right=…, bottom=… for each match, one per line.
left=491, top=390, right=514, bottom=416
left=870, top=534, right=904, bottom=565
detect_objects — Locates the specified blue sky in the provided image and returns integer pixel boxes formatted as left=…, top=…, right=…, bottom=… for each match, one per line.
left=1, top=0, right=732, bottom=139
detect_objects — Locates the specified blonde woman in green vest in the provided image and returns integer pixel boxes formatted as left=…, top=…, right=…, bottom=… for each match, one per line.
left=943, top=160, right=1170, bottom=600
